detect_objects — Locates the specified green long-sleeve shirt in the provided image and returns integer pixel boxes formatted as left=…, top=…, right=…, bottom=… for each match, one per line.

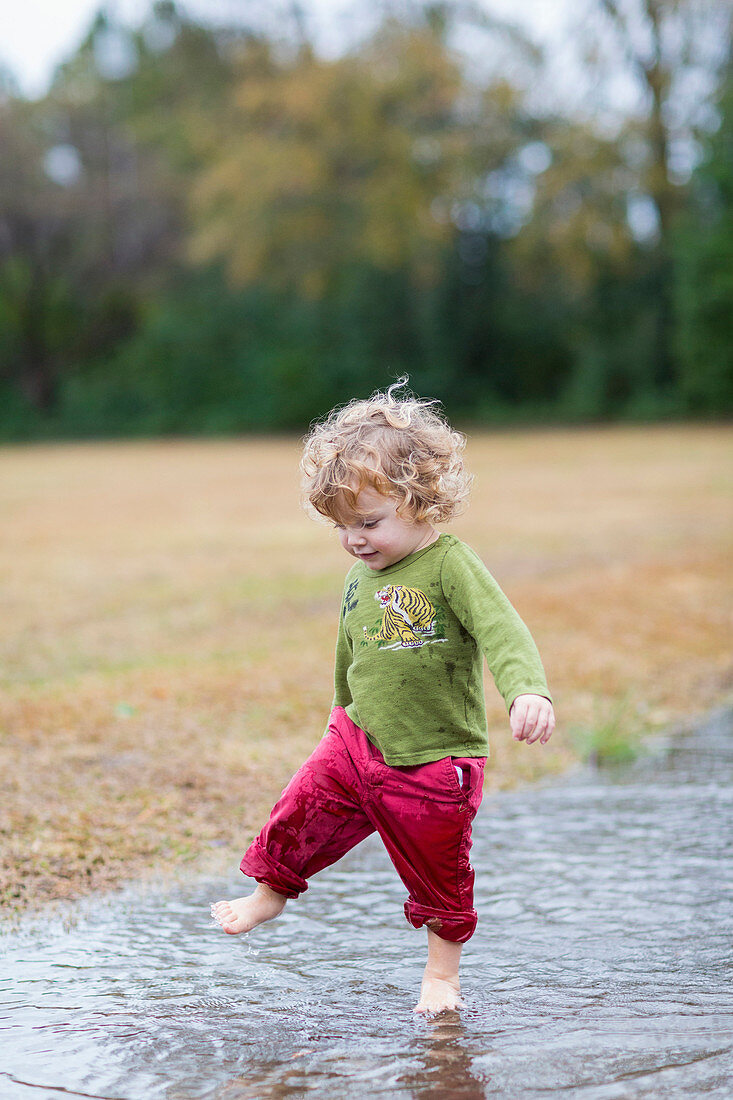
left=333, top=533, right=551, bottom=765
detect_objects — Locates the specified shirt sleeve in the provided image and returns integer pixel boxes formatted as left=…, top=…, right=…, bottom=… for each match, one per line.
left=441, top=542, right=552, bottom=712
left=332, top=583, right=354, bottom=711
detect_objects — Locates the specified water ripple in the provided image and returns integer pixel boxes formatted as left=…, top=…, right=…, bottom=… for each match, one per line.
left=1, top=710, right=732, bottom=1098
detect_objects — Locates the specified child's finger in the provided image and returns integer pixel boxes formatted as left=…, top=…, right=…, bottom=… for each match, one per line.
left=527, top=713, right=549, bottom=744
left=513, top=701, right=538, bottom=741
left=540, top=712, right=556, bottom=744
left=520, top=702, right=555, bottom=744
left=511, top=703, right=527, bottom=739
left=526, top=715, right=545, bottom=743
left=529, top=707, right=555, bottom=745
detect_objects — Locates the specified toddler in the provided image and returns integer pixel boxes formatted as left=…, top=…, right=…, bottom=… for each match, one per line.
left=212, top=382, right=555, bottom=1014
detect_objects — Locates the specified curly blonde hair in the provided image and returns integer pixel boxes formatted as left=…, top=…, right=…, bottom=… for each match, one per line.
left=301, top=379, right=472, bottom=524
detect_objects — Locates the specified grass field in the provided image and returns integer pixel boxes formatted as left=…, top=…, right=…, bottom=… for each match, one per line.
left=1, top=426, right=731, bottom=916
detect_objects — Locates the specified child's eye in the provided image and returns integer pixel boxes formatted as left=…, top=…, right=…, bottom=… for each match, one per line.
left=363, top=521, right=378, bottom=529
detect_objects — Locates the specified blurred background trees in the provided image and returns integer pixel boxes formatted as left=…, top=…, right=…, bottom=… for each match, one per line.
left=0, top=0, right=730, bottom=437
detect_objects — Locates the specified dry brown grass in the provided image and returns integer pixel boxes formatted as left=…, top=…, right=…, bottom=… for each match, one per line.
left=1, top=426, right=731, bottom=915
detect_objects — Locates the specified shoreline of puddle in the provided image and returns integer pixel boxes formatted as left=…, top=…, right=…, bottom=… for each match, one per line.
left=0, top=713, right=691, bottom=942
left=2, top=706, right=731, bottom=1099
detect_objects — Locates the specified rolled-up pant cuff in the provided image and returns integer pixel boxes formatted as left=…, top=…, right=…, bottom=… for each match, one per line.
left=404, top=900, right=477, bottom=943
left=240, top=840, right=308, bottom=900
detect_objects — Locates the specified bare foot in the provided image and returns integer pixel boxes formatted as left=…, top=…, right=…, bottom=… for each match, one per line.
left=414, top=975, right=464, bottom=1015
left=210, top=883, right=286, bottom=935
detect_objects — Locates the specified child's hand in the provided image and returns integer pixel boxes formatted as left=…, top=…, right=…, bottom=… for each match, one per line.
left=510, top=694, right=555, bottom=745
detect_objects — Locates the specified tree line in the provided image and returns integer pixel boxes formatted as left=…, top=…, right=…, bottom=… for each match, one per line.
left=0, top=0, right=731, bottom=438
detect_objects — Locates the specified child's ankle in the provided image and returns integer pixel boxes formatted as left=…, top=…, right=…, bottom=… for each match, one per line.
left=254, top=882, right=284, bottom=901
left=423, top=964, right=460, bottom=989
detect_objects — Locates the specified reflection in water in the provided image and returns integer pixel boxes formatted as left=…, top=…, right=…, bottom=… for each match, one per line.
left=1, top=710, right=732, bottom=1098
left=217, top=1019, right=490, bottom=1100
left=403, top=1018, right=489, bottom=1099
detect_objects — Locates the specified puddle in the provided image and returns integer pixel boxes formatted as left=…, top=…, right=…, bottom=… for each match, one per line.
left=2, top=710, right=732, bottom=1098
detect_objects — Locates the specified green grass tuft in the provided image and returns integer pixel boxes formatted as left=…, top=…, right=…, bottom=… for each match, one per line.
left=570, top=697, right=644, bottom=767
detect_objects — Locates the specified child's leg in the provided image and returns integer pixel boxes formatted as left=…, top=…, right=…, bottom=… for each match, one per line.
left=367, top=753, right=486, bottom=1011
left=415, top=929, right=463, bottom=1014
left=374, top=756, right=484, bottom=937
left=211, top=709, right=374, bottom=934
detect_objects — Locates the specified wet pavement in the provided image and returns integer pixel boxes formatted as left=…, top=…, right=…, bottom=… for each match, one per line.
left=2, top=709, right=732, bottom=1098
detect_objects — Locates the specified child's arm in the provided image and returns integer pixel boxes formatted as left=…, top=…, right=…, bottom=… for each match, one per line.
left=442, top=543, right=555, bottom=743
left=510, top=693, right=555, bottom=745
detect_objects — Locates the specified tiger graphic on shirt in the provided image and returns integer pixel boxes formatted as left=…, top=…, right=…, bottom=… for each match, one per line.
left=363, top=585, right=441, bottom=649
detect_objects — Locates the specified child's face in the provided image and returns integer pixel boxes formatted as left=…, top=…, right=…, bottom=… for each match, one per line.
left=335, top=486, right=438, bottom=570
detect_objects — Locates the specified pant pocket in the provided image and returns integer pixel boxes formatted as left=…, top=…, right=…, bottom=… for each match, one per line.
left=449, top=756, right=486, bottom=808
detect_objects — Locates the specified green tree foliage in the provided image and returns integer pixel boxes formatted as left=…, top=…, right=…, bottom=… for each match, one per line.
left=564, top=0, right=732, bottom=395
left=0, top=97, right=84, bottom=411
left=0, top=2, right=234, bottom=416
left=0, top=0, right=730, bottom=438
left=188, top=18, right=470, bottom=296
left=674, top=61, right=733, bottom=413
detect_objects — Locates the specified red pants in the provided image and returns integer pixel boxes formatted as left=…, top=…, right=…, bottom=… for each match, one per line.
left=240, top=706, right=486, bottom=943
